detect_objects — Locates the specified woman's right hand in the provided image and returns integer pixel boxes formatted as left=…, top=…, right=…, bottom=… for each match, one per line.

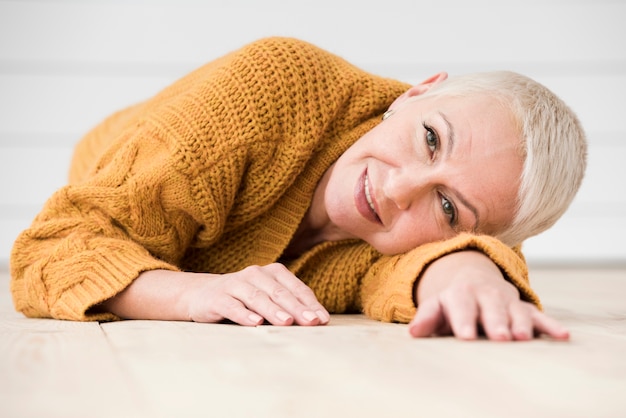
left=100, top=264, right=330, bottom=326
left=185, top=263, right=330, bottom=326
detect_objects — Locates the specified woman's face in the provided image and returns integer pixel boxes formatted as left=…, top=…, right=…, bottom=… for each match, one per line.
left=316, top=93, right=523, bottom=255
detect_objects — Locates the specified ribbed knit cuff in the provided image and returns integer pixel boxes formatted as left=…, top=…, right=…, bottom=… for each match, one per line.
left=51, top=245, right=178, bottom=321
left=363, top=233, right=539, bottom=324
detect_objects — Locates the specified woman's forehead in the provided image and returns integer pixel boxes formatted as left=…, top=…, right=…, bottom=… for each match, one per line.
left=417, top=95, right=520, bottom=146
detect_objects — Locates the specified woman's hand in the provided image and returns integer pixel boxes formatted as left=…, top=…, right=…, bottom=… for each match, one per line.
left=99, top=264, right=330, bottom=326
left=408, top=251, right=570, bottom=341
left=185, top=263, right=329, bottom=326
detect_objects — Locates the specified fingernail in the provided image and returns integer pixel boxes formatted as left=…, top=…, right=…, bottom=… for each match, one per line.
left=557, top=327, right=570, bottom=340
left=513, top=329, right=531, bottom=340
left=248, top=313, right=263, bottom=324
left=302, top=310, right=318, bottom=322
left=276, top=311, right=292, bottom=322
left=316, top=310, right=330, bottom=323
left=460, top=326, right=475, bottom=339
left=497, top=326, right=511, bottom=339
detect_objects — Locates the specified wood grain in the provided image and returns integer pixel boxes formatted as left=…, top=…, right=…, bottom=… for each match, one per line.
left=1, top=267, right=625, bottom=418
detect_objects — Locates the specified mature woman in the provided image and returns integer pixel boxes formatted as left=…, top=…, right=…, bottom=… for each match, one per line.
left=10, top=37, right=587, bottom=341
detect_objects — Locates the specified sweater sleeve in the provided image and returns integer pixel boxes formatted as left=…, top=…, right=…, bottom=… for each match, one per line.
left=10, top=36, right=397, bottom=321
left=359, top=233, right=540, bottom=323
left=9, top=126, right=209, bottom=321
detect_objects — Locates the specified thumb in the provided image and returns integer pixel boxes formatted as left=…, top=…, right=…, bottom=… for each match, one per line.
left=408, top=297, right=448, bottom=338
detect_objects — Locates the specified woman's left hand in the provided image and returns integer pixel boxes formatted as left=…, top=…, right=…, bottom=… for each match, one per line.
left=408, top=250, right=570, bottom=341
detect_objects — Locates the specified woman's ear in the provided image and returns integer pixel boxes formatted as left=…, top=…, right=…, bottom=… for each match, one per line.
left=389, top=72, right=448, bottom=109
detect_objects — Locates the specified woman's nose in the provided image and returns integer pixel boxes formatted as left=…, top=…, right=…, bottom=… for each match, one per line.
left=383, top=166, right=429, bottom=211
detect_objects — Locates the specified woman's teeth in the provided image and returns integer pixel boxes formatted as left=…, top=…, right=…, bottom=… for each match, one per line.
left=364, top=174, right=376, bottom=215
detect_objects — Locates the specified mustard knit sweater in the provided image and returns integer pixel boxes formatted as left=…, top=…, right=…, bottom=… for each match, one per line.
left=10, top=37, right=539, bottom=322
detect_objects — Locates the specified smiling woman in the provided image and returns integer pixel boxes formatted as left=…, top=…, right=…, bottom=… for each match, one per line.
left=407, top=71, right=588, bottom=248
left=9, top=37, right=587, bottom=341
left=317, top=91, right=525, bottom=255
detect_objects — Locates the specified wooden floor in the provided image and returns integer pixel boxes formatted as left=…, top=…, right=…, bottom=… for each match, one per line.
left=1, top=267, right=625, bottom=418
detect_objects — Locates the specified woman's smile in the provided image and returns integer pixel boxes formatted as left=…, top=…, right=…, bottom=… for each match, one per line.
left=355, top=169, right=382, bottom=225
left=308, top=92, right=523, bottom=255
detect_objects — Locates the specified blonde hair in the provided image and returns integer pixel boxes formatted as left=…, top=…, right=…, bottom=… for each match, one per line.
left=419, top=71, right=587, bottom=246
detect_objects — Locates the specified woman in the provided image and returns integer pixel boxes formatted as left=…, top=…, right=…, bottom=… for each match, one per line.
left=10, top=37, right=587, bottom=341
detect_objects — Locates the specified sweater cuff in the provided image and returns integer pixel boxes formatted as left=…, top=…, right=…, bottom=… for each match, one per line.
left=50, top=245, right=178, bottom=321
left=459, top=235, right=540, bottom=309
left=362, top=233, right=539, bottom=324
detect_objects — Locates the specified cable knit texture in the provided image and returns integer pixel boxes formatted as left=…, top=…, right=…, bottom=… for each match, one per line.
left=10, top=37, right=539, bottom=322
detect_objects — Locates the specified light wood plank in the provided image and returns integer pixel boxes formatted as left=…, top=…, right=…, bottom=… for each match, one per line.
left=2, top=267, right=626, bottom=417
left=0, top=272, right=149, bottom=418
left=96, top=267, right=626, bottom=418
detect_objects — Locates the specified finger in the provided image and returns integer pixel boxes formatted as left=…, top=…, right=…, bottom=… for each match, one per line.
left=531, top=309, right=570, bottom=340
left=476, top=290, right=512, bottom=341
left=227, top=279, right=296, bottom=326
left=259, top=264, right=330, bottom=325
left=211, top=294, right=265, bottom=326
left=441, top=287, right=480, bottom=340
left=509, top=302, right=534, bottom=341
left=408, top=297, right=450, bottom=337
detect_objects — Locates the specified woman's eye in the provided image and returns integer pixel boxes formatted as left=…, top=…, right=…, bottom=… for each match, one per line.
left=441, top=195, right=457, bottom=225
left=423, top=123, right=438, bottom=154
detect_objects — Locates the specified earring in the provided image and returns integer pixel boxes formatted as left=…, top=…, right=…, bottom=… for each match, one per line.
left=382, top=109, right=394, bottom=120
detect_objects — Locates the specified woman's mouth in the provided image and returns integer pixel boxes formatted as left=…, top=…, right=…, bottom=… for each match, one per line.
left=355, top=169, right=382, bottom=224
left=364, top=175, right=376, bottom=214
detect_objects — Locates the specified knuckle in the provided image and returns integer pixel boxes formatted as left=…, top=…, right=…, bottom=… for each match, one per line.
left=267, top=262, right=289, bottom=272
left=242, top=264, right=264, bottom=276
left=293, top=284, right=315, bottom=300
left=271, top=285, right=290, bottom=300
left=259, top=263, right=286, bottom=275
left=243, top=263, right=291, bottom=278
left=246, top=286, right=264, bottom=302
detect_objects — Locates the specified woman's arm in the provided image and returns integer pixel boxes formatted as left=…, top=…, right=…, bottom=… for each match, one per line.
left=9, top=135, right=201, bottom=321
left=356, top=233, right=569, bottom=340
left=408, top=250, right=569, bottom=341
left=98, top=265, right=329, bottom=326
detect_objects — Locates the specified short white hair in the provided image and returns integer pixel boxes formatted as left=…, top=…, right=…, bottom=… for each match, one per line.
left=419, top=71, right=587, bottom=246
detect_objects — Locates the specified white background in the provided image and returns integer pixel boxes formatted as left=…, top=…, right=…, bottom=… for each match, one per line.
left=1, top=0, right=624, bottom=267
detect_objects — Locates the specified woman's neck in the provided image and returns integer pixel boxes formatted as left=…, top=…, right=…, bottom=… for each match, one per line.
left=281, top=164, right=345, bottom=260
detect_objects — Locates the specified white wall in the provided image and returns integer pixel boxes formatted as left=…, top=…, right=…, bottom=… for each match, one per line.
left=1, top=0, right=625, bottom=267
